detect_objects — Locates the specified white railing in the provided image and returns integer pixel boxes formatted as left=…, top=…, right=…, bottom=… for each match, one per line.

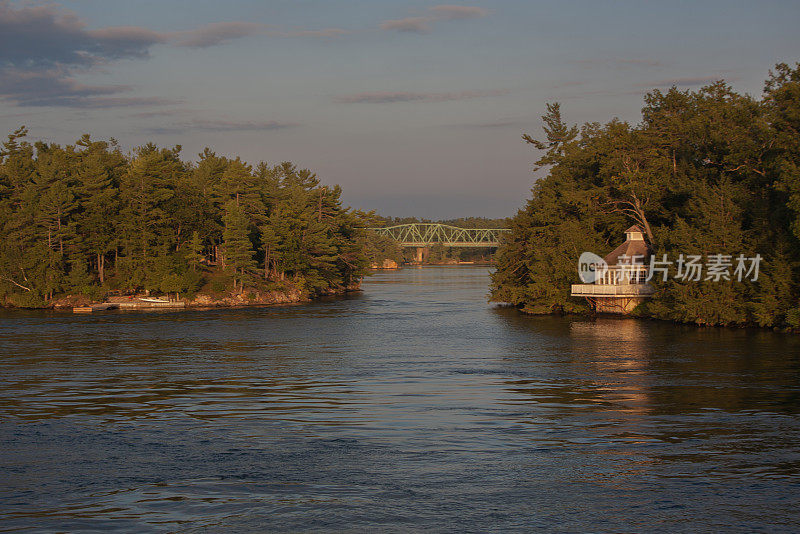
left=595, top=265, right=649, bottom=285
left=571, top=283, right=655, bottom=297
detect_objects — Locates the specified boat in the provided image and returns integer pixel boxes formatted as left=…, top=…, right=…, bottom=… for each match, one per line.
left=139, top=297, right=170, bottom=303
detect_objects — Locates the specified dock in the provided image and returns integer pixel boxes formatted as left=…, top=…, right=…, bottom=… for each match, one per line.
left=73, top=303, right=120, bottom=313
left=73, top=299, right=185, bottom=313
left=116, top=300, right=185, bottom=309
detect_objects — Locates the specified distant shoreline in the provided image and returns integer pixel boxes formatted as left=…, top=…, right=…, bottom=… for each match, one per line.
left=370, top=262, right=495, bottom=270
left=1, top=285, right=360, bottom=311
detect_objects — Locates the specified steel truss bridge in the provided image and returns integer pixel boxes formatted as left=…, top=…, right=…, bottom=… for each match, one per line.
left=368, top=223, right=510, bottom=248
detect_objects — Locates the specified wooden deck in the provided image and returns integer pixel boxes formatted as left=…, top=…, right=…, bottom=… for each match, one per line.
left=73, top=303, right=120, bottom=313
left=116, top=300, right=185, bottom=309
left=74, top=300, right=185, bottom=312
left=571, top=283, right=655, bottom=297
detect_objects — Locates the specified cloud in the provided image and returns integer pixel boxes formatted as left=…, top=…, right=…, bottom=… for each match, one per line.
left=637, top=76, right=726, bottom=88
left=573, top=58, right=664, bottom=69
left=189, top=119, right=296, bottom=131
left=0, top=67, right=112, bottom=105
left=564, top=88, right=644, bottom=99
left=0, top=1, right=166, bottom=68
left=0, top=1, right=347, bottom=108
left=173, top=22, right=349, bottom=46
left=617, top=58, right=663, bottom=67
left=173, top=22, right=266, bottom=48
left=280, top=28, right=349, bottom=38
left=0, top=65, right=186, bottom=108
left=145, top=119, right=297, bottom=135
left=0, top=2, right=344, bottom=62
left=380, top=5, right=489, bottom=33
left=0, top=64, right=183, bottom=107
left=547, top=80, right=588, bottom=90
left=454, top=118, right=527, bottom=128
left=64, top=96, right=181, bottom=109
left=0, top=67, right=120, bottom=97
left=379, top=17, right=432, bottom=34
left=85, top=26, right=170, bottom=58
left=0, top=1, right=172, bottom=107
left=429, top=5, right=488, bottom=20
left=129, top=109, right=194, bottom=119
left=335, top=89, right=508, bottom=104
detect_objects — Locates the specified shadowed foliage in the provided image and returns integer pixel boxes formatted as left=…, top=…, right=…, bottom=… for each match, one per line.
left=491, top=63, right=800, bottom=329
left=0, top=138, right=369, bottom=306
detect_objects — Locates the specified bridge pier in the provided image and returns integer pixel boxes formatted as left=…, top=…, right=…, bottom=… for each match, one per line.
left=415, top=247, right=429, bottom=263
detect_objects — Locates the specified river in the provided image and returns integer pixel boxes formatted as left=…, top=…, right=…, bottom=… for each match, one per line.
left=1, top=266, right=799, bottom=532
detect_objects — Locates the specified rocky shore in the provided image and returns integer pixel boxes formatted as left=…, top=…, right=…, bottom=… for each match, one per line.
left=5, top=283, right=360, bottom=310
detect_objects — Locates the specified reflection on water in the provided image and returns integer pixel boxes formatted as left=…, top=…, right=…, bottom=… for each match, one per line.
left=1, top=266, right=799, bottom=532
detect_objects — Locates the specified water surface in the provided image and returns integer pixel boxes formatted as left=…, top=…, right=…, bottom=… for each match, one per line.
left=1, top=267, right=799, bottom=532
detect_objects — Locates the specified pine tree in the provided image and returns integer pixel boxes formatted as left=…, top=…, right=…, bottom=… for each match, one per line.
left=260, top=224, right=278, bottom=280
left=185, top=231, right=205, bottom=272
left=118, top=144, right=182, bottom=290
left=521, top=102, right=579, bottom=168
left=222, top=200, right=256, bottom=292
left=73, top=135, right=123, bottom=284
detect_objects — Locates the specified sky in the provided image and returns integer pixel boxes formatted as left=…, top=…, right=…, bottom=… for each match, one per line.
left=1, top=1, right=799, bottom=219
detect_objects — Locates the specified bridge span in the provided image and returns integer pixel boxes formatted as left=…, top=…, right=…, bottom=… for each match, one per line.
left=368, top=223, right=510, bottom=248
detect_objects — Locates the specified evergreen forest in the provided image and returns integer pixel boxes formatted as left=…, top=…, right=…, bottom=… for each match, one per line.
left=0, top=134, right=370, bottom=307
left=491, top=63, right=800, bottom=329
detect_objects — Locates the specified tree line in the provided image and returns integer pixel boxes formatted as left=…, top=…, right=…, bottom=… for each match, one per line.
left=491, top=62, right=800, bottom=329
left=375, top=216, right=509, bottom=229
left=0, top=133, right=369, bottom=307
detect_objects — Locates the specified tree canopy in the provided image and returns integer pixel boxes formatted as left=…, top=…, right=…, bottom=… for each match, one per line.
left=0, top=138, right=369, bottom=306
left=491, top=63, right=800, bottom=329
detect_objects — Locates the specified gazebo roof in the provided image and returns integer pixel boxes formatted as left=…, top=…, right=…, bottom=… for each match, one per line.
left=604, top=226, right=650, bottom=265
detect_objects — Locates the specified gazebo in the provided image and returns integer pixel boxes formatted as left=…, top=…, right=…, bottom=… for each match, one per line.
left=570, top=225, right=655, bottom=314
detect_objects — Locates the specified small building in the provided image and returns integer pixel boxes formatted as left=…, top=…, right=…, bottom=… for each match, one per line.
left=571, top=225, right=654, bottom=314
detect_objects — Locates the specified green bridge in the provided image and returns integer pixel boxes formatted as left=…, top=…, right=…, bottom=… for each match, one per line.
left=368, top=223, right=510, bottom=248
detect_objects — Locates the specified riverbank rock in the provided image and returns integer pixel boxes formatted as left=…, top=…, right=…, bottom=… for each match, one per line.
left=49, top=295, right=93, bottom=309
left=370, top=259, right=399, bottom=269
left=188, top=287, right=307, bottom=307
left=3, top=282, right=360, bottom=310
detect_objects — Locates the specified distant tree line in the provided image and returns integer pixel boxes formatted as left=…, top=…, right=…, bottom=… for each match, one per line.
left=491, top=62, right=800, bottom=329
left=0, top=134, right=369, bottom=307
left=375, top=216, right=509, bottom=229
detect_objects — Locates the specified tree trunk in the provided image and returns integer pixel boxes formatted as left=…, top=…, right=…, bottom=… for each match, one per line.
left=0, top=275, right=31, bottom=292
left=672, top=148, right=677, bottom=177
left=97, top=253, right=105, bottom=284
left=216, top=245, right=225, bottom=269
left=631, top=197, right=655, bottom=244
left=57, top=209, right=63, bottom=255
